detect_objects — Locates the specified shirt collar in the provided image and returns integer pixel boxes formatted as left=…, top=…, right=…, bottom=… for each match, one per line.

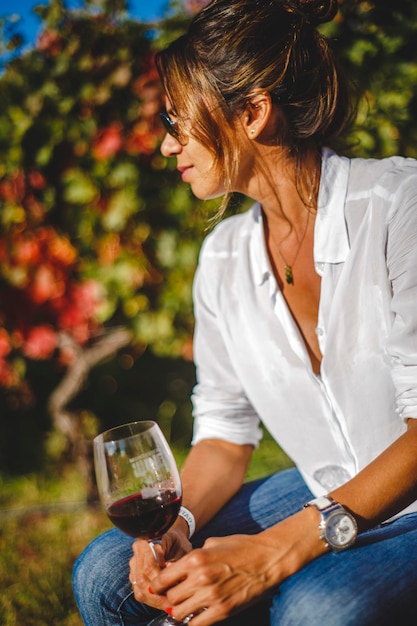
left=251, top=203, right=271, bottom=285
left=314, top=147, right=351, bottom=264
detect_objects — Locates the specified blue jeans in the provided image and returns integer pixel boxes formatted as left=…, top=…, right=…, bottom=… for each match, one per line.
left=73, top=468, right=417, bottom=625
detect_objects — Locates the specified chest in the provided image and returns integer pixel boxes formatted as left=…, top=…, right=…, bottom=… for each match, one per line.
left=269, top=234, right=322, bottom=373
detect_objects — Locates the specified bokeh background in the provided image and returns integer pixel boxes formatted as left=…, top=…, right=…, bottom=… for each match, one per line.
left=1, top=1, right=417, bottom=623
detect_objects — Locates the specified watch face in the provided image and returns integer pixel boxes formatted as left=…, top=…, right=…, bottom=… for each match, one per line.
left=324, top=511, right=357, bottom=548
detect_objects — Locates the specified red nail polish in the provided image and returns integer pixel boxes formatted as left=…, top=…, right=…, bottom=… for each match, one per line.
left=166, top=608, right=173, bottom=616
left=148, top=586, right=154, bottom=595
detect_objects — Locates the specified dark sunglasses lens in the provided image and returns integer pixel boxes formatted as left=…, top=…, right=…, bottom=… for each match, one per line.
left=160, top=113, right=171, bottom=132
left=160, top=113, right=180, bottom=140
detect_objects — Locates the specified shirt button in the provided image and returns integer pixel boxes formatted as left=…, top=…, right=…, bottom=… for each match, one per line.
left=315, top=262, right=325, bottom=273
left=315, top=326, right=324, bottom=336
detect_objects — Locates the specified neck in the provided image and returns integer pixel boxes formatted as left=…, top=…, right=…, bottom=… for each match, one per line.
left=259, top=155, right=319, bottom=287
left=243, top=148, right=320, bottom=233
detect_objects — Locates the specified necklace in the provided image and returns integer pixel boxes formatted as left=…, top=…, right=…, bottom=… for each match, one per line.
left=273, top=209, right=310, bottom=285
left=269, top=170, right=317, bottom=286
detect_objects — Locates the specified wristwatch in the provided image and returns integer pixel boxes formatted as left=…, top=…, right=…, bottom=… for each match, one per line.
left=304, top=495, right=358, bottom=552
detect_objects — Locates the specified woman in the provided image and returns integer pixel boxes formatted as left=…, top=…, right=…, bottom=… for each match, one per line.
left=73, top=1, right=417, bottom=624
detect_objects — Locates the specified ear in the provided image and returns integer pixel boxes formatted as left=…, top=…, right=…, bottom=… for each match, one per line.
left=243, top=90, right=274, bottom=140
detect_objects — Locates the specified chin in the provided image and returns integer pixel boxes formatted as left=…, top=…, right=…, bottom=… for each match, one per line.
left=190, top=186, right=225, bottom=201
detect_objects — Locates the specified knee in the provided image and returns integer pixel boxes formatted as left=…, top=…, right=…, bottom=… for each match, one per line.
left=72, top=533, right=109, bottom=606
left=72, top=528, right=133, bottom=616
left=72, top=537, right=100, bottom=601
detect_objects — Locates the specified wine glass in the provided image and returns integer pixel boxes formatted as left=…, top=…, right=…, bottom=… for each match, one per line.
left=94, top=420, right=194, bottom=625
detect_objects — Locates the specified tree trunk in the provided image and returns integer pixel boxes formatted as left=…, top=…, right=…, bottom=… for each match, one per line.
left=48, top=326, right=133, bottom=502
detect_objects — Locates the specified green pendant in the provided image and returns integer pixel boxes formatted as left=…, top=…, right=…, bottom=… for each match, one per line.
left=284, top=265, right=294, bottom=285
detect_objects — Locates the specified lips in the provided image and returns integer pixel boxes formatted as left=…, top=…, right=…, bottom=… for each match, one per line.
left=177, top=165, right=193, bottom=182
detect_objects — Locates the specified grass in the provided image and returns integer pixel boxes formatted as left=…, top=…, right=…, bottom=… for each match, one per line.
left=0, top=432, right=291, bottom=625
left=0, top=468, right=111, bottom=626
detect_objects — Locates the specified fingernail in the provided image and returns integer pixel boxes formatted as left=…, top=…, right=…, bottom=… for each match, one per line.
left=148, top=586, right=154, bottom=595
left=166, top=608, right=173, bottom=616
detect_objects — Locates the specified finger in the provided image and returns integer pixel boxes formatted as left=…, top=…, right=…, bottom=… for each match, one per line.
left=132, top=539, right=163, bottom=579
left=128, top=553, right=138, bottom=586
left=171, top=605, right=225, bottom=626
left=130, top=572, right=171, bottom=611
left=152, top=548, right=205, bottom=593
left=129, top=550, right=160, bottom=604
left=162, top=572, right=219, bottom=620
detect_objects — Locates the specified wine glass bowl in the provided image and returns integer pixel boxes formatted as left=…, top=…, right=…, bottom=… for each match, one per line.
left=94, top=420, right=182, bottom=540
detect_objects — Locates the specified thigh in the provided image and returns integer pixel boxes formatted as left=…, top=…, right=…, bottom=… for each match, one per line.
left=270, top=513, right=417, bottom=626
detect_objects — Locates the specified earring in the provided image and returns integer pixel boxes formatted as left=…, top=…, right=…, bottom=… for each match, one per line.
left=250, top=129, right=256, bottom=135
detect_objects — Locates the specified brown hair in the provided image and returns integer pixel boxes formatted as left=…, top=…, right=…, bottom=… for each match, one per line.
left=156, top=0, right=356, bottom=212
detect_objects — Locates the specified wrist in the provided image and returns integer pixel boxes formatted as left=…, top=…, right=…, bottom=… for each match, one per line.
left=300, top=505, right=331, bottom=556
left=253, top=509, right=328, bottom=584
left=177, top=506, right=196, bottom=539
left=304, top=496, right=358, bottom=552
left=173, top=515, right=191, bottom=537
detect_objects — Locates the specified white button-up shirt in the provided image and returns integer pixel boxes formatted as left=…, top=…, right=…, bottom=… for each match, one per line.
left=191, top=148, right=417, bottom=517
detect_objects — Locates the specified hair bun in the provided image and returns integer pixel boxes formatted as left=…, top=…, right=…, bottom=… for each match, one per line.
left=287, top=0, right=338, bottom=27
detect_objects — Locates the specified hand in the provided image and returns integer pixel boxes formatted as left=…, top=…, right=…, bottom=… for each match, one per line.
left=129, top=528, right=192, bottom=610
left=147, top=534, right=288, bottom=625
left=149, top=508, right=327, bottom=626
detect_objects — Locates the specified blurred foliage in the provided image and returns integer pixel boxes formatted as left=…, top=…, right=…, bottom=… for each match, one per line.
left=0, top=0, right=417, bottom=473
left=0, top=0, right=213, bottom=470
left=0, top=0, right=206, bottom=379
left=323, top=0, right=417, bottom=157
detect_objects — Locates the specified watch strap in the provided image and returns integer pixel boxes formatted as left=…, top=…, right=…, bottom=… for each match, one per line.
left=304, top=495, right=335, bottom=511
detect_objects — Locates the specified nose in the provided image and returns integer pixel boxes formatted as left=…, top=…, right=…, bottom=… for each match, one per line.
left=160, top=132, right=182, bottom=158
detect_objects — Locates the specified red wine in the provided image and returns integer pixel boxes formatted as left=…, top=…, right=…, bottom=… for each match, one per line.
left=107, top=489, right=182, bottom=538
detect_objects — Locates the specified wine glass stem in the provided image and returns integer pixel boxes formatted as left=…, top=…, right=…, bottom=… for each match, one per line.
left=149, top=539, right=166, bottom=569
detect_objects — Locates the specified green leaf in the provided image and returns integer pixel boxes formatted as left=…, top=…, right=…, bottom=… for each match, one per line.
left=107, top=162, right=139, bottom=188
left=62, top=168, right=98, bottom=204
left=102, top=189, right=141, bottom=231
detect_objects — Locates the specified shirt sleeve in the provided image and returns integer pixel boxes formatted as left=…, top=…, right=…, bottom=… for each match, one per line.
left=386, top=168, right=417, bottom=421
left=190, top=238, right=263, bottom=447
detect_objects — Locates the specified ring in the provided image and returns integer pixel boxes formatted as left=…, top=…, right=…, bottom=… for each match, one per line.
left=131, top=580, right=138, bottom=587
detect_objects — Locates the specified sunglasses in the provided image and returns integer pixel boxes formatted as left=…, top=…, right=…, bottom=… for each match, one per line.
left=160, top=112, right=189, bottom=145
